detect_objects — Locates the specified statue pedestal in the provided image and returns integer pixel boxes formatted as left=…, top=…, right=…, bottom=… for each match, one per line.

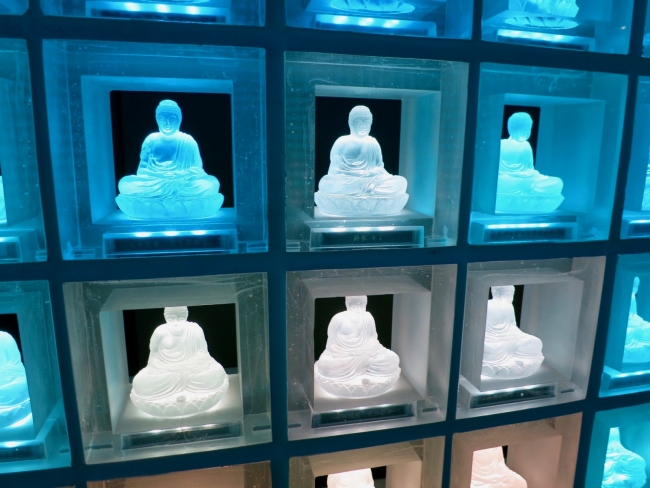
left=470, top=211, right=578, bottom=244
left=84, top=0, right=231, bottom=23
left=621, top=211, right=650, bottom=239
left=0, top=227, right=40, bottom=263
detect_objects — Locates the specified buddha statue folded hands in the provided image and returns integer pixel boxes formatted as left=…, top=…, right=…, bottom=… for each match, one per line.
left=623, top=277, right=650, bottom=365
left=602, top=428, right=647, bottom=488
left=314, top=106, right=409, bottom=217
left=0, top=331, right=31, bottom=429
left=328, top=468, right=376, bottom=488
left=116, top=100, right=224, bottom=220
left=314, top=296, right=401, bottom=399
left=471, top=447, right=527, bottom=488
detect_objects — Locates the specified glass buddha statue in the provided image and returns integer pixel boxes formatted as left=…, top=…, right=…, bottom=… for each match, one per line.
left=328, top=468, right=376, bottom=488
left=116, top=100, right=224, bottom=220
left=471, top=447, right=527, bottom=488
left=314, top=295, right=401, bottom=399
left=602, top=428, right=647, bottom=488
left=496, top=112, right=564, bottom=214
left=314, top=106, right=409, bottom=217
left=507, top=0, right=579, bottom=29
left=482, top=285, right=544, bottom=379
left=623, top=277, right=650, bottom=365
left=0, top=331, right=31, bottom=429
left=330, top=0, right=415, bottom=14
left=130, top=306, right=229, bottom=418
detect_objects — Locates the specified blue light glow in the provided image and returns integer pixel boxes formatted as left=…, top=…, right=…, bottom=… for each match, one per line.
left=498, top=29, right=566, bottom=42
left=123, top=2, right=139, bottom=11
left=486, top=222, right=551, bottom=229
left=154, top=3, right=169, bottom=12
left=316, top=13, right=416, bottom=31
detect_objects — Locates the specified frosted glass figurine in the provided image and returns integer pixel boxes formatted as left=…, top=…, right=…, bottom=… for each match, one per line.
left=0, top=331, right=31, bottom=429
left=0, top=176, right=6, bottom=223
left=623, top=277, right=650, bottom=365
left=482, top=285, right=544, bottom=379
left=507, top=0, right=579, bottom=29
left=328, top=468, right=375, bottom=488
left=116, top=100, right=224, bottom=220
left=496, top=113, right=564, bottom=214
left=330, top=0, right=414, bottom=14
left=314, top=296, right=401, bottom=398
left=602, top=428, right=647, bottom=488
left=471, top=447, right=527, bottom=488
left=314, top=106, right=409, bottom=217
left=130, top=306, right=229, bottom=418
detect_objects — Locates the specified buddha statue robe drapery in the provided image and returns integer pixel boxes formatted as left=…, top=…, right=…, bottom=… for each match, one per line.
left=0, top=331, right=31, bottom=429
left=624, top=277, right=650, bottom=365
left=471, top=447, right=527, bottom=488
left=602, top=428, right=647, bottom=488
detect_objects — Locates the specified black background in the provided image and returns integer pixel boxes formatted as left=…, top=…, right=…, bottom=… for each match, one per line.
left=0, top=313, right=21, bottom=357
left=315, top=466, right=387, bottom=487
left=110, top=91, right=235, bottom=208
left=501, top=105, right=541, bottom=163
left=122, top=304, right=238, bottom=379
left=488, top=284, right=524, bottom=327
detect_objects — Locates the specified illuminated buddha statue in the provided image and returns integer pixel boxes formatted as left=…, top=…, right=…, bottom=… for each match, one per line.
left=116, top=100, right=224, bottom=220
left=471, top=447, right=527, bottom=488
left=623, top=277, right=650, bottom=365
left=314, top=106, right=409, bottom=217
left=496, top=112, right=564, bottom=214
left=0, top=331, right=31, bottom=429
left=330, top=0, right=414, bottom=14
left=0, top=176, right=6, bottom=223
left=130, top=306, right=229, bottom=418
left=507, top=0, right=579, bottom=29
left=314, top=296, right=401, bottom=398
left=482, top=285, right=544, bottom=379
left=642, top=162, right=650, bottom=211
left=602, top=428, right=647, bottom=488
left=328, top=468, right=375, bottom=488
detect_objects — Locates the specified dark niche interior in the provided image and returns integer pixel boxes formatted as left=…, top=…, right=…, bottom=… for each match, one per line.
left=488, top=284, right=524, bottom=327
left=0, top=313, right=21, bottom=357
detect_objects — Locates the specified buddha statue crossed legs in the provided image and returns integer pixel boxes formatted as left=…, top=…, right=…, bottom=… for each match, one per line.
left=328, top=468, right=375, bottom=488
left=0, top=331, right=31, bottom=429
left=471, top=447, right=527, bottom=488
left=623, top=277, right=650, bottom=365
left=602, top=428, right=647, bottom=488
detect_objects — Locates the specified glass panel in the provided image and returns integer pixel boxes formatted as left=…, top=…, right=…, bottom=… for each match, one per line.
left=0, top=0, right=27, bottom=14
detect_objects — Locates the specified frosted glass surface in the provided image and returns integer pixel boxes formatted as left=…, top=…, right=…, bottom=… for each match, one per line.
left=482, top=0, right=633, bottom=54
left=43, top=40, right=267, bottom=260
left=0, top=0, right=27, bottom=13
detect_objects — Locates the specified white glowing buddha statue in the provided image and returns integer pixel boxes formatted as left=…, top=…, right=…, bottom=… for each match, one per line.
left=496, top=112, right=564, bottom=214
left=314, top=296, right=401, bottom=398
left=623, top=277, right=650, bottom=365
left=471, top=447, right=527, bottom=488
left=330, top=0, right=414, bottom=14
left=314, top=106, right=409, bottom=217
left=328, top=468, right=375, bottom=488
left=130, top=306, right=229, bottom=418
left=507, top=0, right=579, bottom=29
left=0, top=331, right=31, bottom=429
left=602, top=428, right=647, bottom=488
left=482, top=285, right=544, bottom=379
left=116, top=100, right=224, bottom=220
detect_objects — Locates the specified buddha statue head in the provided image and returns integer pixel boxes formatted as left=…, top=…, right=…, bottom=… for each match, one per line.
left=492, top=285, right=515, bottom=303
left=507, top=112, right=533, bottom=142
left=634, top=276, right=641, bottom=295
left=348, top=105, right=373, bottom=138
left=345, top=295, right=368, bottom=313
left=327, top=468, right=375, bottom=488
left=164, top=306, right=189, bottom=326
left=156, top=100, right=182, bottom=138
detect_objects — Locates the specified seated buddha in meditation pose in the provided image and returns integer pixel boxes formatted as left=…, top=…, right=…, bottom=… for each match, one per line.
left=0, top=331, right=31, bottom=429
left=623, top=277, right=650, bottom=365
left=130, top=306, right=229, bottom=418
left=496, top=112, right=564, bottom=214
left=471, top=447, right=527, bottom=488
left=482, top=285, right=544, bottom=379
left=314, top=296, right=401, bottom=398
left=328, top=468, right=375, bottom=488
left=314, top=106, right=409, bottom=217
left=602, top=428, right=647, bottom=488
left=116, top=100, right=224, bottom=220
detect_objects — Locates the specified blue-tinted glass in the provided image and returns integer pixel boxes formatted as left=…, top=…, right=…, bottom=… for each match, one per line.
left=0, top=0, right=27, bottom=14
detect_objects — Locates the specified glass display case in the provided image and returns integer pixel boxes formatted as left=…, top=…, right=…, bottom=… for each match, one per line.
left=451, top=414, right=581, bottom=488
left=482, top=0, right=633, bottom=53
left=290, top=438, right=444, bottom=488
left=287, top=265, right=456, bottom=440
left=285, top=52, right=468, bottom=252
left=286, top=0, right=472, bottom=39
left=0, top=281, right=70, bottom=474
left=458, top=257, right=604, bottom=419
left=0, top=0, right=27, bottom=14
left=62, top=273, right=270, bottom=464
left=43, top=40, right=267, bottom=260
left=469, top=64, right=626, bottom=245
left=0, top=40, right=47, bottom=263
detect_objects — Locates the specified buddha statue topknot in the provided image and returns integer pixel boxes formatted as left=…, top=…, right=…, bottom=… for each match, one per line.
left=314, top=106, right=409, bottom=217
left=116, top=100, right=224, bottom=220
left=602, top=428, right=647, bottom=488
left=623, top=277, right=650, bottom=365
left=482, top=285, right=544, bottom=379
left=328, top=468, right=375, bottom=488
left=130, top=306, right=229, bottom=418
left=471, top=447, right=527, bottom=488
left=0, top=331, right=31, bottom=429
left=496, top=112, right=564, bottom=214
left=330, top=0, right=414, bottom=14
left=314, top=295, right=401, bottom=398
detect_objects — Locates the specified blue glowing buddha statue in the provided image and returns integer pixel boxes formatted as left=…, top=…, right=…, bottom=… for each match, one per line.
left=507, top=0, right=579, bottom=29
left=623, top=277, right=650, bottom=365
left=0, top=331, right=31, bottom=429
left=602, top=428, right=647, bottom=488
left=116, top=100, right=224, bottom=220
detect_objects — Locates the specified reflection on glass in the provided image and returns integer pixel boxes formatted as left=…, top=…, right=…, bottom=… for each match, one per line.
left=624, top=277, right=650, bottom=365
left=602, top=428, right=647, bottom=488
left=471, top=447, right=527, bottom=488
left=328, top=468, right=376, bottom=488
left=0, top=331, right=31, bottom=429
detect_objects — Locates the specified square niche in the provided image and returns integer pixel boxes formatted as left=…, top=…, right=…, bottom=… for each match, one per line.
left=88, top=462, right=271, bottom=487
left=458, top=257, right=604, bottom=419
left=287, top=265, right=456, bottom=440
left=482, top=0, right=633, bottom=53
left=0, top=0, right=27, bottom=14
left=44, top=40, right=267, bottom=260
left=451, top=414, right=581, bottom=488
left=290, top=438, right=444, bottom=488
left=285, top=52, right=468, bottom=252
left=0, top=281, right=70, bottom=474
left=63, top=273, right=270, bottom=464
left=285, top=0, right=472, bottom=39
left=469, top=63, right=626, bottom=246
left=0, top=40, right=47, bottom=263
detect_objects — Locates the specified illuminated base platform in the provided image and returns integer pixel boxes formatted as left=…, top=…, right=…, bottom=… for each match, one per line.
left=621, top=211, right=650, bottom=238
left=0, top=227, right=40, bottom=263
left=470, top=211, right=577, bottom=244
left=0, top=416, right=66, bottom=465
left=86, top=0, right=230, bottom=22
left=601, top=365, right=650, bottom=394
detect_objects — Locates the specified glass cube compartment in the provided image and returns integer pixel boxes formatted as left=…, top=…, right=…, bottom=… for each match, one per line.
left=469, top=64, right=626, bottom=245
left=43, top=40, right=267, bottom=260
left=0, top=40, right=47, bottom=263
left=0, top=0, right=27, bottom=14
left=287, top=266, right=456, bottom=440
left=458, top=257, right=604, bottom=419
left=290, top=438, right=444, bottom=488
left=62, top=273, right=270, bottom=464
left=482, top=0, right=633, bottom=53
left=286, top=0, right=472, bottom=39
left=0, top=281, right=70, bottom=474
left=285, top=52, right=468, bottom=252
